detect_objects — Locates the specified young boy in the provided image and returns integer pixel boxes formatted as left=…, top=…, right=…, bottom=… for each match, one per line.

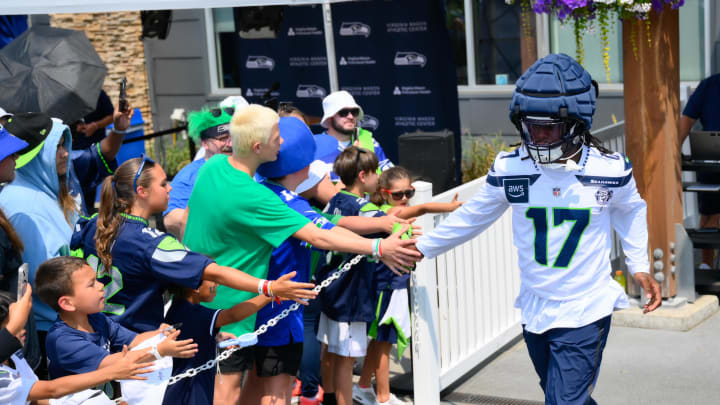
left=0, top=285, right=154, bottom=404
left=318, top=146, right=388, bottom=405
left=162, top=278, right=275, bottom=404
left=34, top=256, right=197, bottom=382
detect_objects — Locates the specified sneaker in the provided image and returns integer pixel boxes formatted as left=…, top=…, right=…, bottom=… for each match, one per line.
left=292, top=380, right=302, bottom=397
left=377, top=393, right=407, bottom=405
left=352, top=384, right=376, bottom=405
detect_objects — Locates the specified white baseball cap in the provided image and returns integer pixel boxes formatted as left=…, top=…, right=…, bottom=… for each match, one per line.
left=220, top=95, right=250, bottom=111
left=296, top=160, right=333, bottom=194
left=320, top=90, right=363, bottom=128
left=0, top=107, right=13, bottom=118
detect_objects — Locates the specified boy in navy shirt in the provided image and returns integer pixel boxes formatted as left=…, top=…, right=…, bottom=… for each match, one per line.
left=34, top=256, right=198, bottom=382
left=318, top=146, right=387, bottom=405
left=163, top=279, right=274, bottom=404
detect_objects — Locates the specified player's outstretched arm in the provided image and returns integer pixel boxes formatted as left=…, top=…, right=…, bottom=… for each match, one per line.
left=27, top=345, right=153, bottom=400
left=203, top=263, right=318, bottom=304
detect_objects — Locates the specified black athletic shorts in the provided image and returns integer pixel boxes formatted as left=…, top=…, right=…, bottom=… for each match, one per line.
left=253, top=342, right=304, bottom=377
left=218, top=346, right=254, bottom=373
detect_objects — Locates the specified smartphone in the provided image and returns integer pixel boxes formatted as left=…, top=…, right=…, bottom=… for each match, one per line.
left=17, top=263, right=28, bottom=301
left=119, top=77, right=128, bottom=113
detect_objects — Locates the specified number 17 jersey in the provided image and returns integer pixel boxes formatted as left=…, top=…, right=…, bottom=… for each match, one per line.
left=417, top=145, right=650, bottom=333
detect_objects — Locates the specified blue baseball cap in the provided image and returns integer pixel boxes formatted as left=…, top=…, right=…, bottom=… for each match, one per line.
left=257, top=117, right=316, bottom=179
left=0, top=127, right=29, bottom=163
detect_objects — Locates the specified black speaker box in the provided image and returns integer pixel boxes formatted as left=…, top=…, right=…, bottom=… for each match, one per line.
left=141, top=11, right=172, bottom=40
left=398, top=129, right=458, bottom=194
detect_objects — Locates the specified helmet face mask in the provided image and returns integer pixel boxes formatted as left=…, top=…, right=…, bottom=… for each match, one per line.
left=520, top=115, right=583, bottom=164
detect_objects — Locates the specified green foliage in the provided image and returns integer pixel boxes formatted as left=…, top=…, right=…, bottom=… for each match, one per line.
left=461, top=134, right=513, bottom=183
left=145, top=139, right=192, bottom=179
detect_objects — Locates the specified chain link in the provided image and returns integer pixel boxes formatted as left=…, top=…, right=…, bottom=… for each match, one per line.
left=165, top=254, right=365, bottom=386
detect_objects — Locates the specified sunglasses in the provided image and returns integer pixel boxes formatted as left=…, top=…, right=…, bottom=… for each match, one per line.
left=210, top=107, right=235, bottom=118
left=382, top=187, right=415, bottom=200
left=337, top=108, right=360, bottom=118
left=133, top=154, right=155, bottom=192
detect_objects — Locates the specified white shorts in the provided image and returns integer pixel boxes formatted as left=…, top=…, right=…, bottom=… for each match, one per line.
left=316, top=313, right=368, bottom=357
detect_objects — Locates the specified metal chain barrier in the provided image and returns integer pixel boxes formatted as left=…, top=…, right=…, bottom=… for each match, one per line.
left=165, top=254, right=365, bottom=386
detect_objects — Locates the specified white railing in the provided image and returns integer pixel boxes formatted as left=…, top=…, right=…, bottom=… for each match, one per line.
left=409, top=178, right=521, bottom=403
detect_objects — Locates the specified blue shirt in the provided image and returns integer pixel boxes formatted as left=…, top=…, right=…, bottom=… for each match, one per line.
left=163, top=158, right=206, bottom=215
left=255, top=181, right=335, bottom=346
left=318, top=190, right=381, bottom=322
left=71, top=214, right=211, bottom=332
left=46, top=313, right=136, bottom=379
left=163, top=299, right=220, bottom=405
left=684, top=74, right=720, bottom=131
left=315, top=133, right=393, bottom=182
left=70, top=142, right=118, bottom=214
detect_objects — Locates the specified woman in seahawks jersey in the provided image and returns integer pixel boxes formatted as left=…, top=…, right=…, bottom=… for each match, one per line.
left=70, top=156, right=317, bottom=332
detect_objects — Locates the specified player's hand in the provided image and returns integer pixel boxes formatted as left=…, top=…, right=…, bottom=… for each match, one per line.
left=380, top=224, right=421, bottom=275
left=7, top=284, right=32, bottom=338
left=158, top=329, right=198, bottom=358
left=634, top=272, right=662, bottom=313
left=271, top=272, right=317, bottom=305
left=111, top=345, right=154, bottom=380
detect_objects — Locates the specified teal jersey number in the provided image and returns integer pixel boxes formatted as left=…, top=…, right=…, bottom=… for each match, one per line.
left=85, top=254, right=126, bottom=316
left=525, top=207, right=591, bottom=268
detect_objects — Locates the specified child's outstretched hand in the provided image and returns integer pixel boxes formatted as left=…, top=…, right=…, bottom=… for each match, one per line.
left=110, top=345, right=154, bottom=380
left=450, top=193, right=464, bottom=210
left=158, top=329, right=198, bottom=358
left=271, top=272, right=317, bottom=305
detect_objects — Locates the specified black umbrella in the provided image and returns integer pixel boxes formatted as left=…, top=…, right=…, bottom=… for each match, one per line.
left=0, top=26, right=107, bottom=124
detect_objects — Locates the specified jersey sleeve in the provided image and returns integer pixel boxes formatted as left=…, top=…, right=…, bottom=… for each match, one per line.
left=105, top=316, right=138, bottom=352
left=682, top=78, right=707, bottom=119
left=609, top=158, right=650, bottom=275
left=417, top=157, right=509, bottom=259
left=373, top=139, right=394, bottom=172
left=146, top=234, right=211, bottom=289
left=71, top=143, right=117, bottom=191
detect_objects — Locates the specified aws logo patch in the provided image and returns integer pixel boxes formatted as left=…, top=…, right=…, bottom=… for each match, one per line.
left=504, top=178, right=529, bottom=203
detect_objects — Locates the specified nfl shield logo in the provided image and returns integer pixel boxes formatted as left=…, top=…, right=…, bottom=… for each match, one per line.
left=553, top=187, right=561, bottom=197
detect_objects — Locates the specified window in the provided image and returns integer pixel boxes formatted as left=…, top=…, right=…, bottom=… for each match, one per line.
left=446, top=0, right=468, bottom=85
left=472, top=0, right=527, bottom=85
left=212, top=8, right=240, bottom=89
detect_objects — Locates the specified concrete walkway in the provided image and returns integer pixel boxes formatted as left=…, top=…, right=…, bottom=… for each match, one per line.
left=440, top=309, right=720, bottom=405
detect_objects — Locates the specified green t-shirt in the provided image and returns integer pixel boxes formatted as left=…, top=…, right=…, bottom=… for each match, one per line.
left=183, top=155, right=310, bottom=336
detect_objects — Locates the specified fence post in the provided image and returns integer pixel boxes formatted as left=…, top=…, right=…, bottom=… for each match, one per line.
left=410, top=181, right=442, bottom=404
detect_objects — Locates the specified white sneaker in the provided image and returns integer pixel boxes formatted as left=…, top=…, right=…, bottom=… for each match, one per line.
left=352, top=384, right=376, bottom=405
left=377, top=393, right=407, bottom=405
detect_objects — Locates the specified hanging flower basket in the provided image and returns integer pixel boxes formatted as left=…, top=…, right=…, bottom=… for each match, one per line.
left=507, top=0, right=685, bottom=83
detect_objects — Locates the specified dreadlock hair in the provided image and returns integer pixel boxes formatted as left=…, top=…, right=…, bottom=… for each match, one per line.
left=95, top=157, right=156, bottom=270
left=187, top=107, right=234, bottom=142
left=370, top=166, right=412, bottom=206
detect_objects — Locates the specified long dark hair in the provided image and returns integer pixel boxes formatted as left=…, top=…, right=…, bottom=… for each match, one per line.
left=95, top=157, right=156, bottom=270
left=0, top=208, right=23, bottom=255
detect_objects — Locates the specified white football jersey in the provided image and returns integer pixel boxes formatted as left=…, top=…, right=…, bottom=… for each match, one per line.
left=417, top=145, right=650, bottom=332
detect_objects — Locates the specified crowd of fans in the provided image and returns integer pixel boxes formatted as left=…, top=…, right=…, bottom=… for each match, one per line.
left=0, top=89, right=462, bottom=405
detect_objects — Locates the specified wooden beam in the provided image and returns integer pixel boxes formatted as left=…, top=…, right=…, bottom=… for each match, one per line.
left=622, top=6, right=682, bottom=297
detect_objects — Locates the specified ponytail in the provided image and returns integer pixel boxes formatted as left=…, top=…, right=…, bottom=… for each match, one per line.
left=95, top=157, right=155, bottom=270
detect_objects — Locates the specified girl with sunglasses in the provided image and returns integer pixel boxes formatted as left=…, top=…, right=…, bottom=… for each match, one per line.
left=355, top=167, right=464, bottom=405
left=69, top=156, right=317, bottom=334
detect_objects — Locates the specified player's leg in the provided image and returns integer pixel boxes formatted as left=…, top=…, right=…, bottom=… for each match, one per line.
left=522, top=326, right=550, bottom=393
left=545, top=316, right=611, bottom=405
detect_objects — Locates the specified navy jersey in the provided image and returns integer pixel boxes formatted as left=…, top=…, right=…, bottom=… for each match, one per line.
left=318, top=191, right=380, bottom=322
left=255, top=181, right=335, bottom=346
left=46, top=313, right=136, bottom=379
left=163, top=299, right=220, bottom=405
left=71, top=214, right=211, bottom=332
left=70, top=142, right=117, bottom=212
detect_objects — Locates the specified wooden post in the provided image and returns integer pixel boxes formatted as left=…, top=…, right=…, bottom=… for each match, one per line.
left=622, top=6, right=681, bottom=297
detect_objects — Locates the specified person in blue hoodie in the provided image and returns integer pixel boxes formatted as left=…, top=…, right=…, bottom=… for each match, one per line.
left=0, top=117, right=79, bottom=376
